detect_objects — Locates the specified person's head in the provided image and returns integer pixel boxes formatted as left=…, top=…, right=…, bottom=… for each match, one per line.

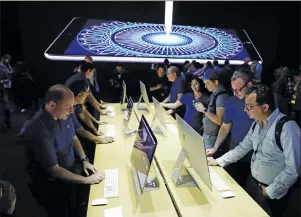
left=167, top=66, right=180, bottom=82
left=231, top=70, right=253, bottom=99
left=164, top=58, right=170, bottom=66
left=244, top=58, right=250, bottom=64
left=183, top=60, right=189, bottom=66
left=1, top=54, right=11, bottom=65
left=84, top=56, right=93, bottom=64
left=244, top=84, right=275, bottom=121
left=206, top=61, right=213, bottom=68
left=213, top=60, right=218, bottom=67
left=191, top=77, right=205, bottom=93
left=77, top=60, right=87, bottom=73
left=80, top=62, right=94, bottom=79
left=224, top=59, right=230, bottom=66
left=200, top=69, right=220, bottom=92
left=291, top=69, right=301, bottom=83
left=156, top=64, right=165, bottom=78
left=44, top=84, right=74, bottom=120
left=68, top=79, right=90, bottom=105
left=116, top=63, right=123, bottom=73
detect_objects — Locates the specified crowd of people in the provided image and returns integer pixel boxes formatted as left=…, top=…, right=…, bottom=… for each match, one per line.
left=0, top=53, right=300, bottom=217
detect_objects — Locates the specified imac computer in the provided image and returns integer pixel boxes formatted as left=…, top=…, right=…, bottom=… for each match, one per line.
left=123, top=97, right=140, bottom=135
left=151, top=97, right=168, bottom=135
left=120, top=81, right=127, bottom=111
left=171, top=114, right=212, bottom=191
left=137, top=81, right=151, bottom=112
left=130, top=115, right=160, bottom=201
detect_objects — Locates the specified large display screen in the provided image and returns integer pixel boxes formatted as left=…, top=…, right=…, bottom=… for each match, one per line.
left=64, top=19, right=250, bottom=60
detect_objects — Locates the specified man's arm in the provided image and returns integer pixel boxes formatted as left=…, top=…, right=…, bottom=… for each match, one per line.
left=78, top=110, right=99, bottom=135
left=150, top=85, right=161, bottom=92
left=265, top=121, right=301, bottom=199
left=86, top=93, right=102, bottom=114
left=215, top=126, right=254, bottom=167
left=212, top=122, right=232, bottom=151
left=76, top=127, right=114, bottom=144
left=176, top=93, right=183, bottom=101
left=204, top=107, right=225, bottom=126
left=161, top=100, right=182, bottom=109
left=46, top=164, right=87, bottom=184
left=162, top=95, right=170, bottom=103
left=73, top=135, right=86, bottom=160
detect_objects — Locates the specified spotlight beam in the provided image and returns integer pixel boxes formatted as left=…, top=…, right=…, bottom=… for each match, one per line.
left=165, top=1, right=173, bottom=36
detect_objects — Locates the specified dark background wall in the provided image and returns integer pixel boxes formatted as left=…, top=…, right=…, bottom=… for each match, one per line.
left=1, top=1, right=300, bottom=98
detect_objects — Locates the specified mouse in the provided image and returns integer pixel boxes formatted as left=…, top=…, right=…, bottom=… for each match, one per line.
left=221, top=191, right=235, bottom=199
left=91, top=198, right=108, bottom=206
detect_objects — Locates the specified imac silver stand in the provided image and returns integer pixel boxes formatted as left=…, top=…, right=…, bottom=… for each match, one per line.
left=171, top=149, right=197, bottom=187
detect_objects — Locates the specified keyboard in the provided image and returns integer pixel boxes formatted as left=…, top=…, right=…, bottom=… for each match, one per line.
left=209, top=167, right=231, bottom=191
left=104, top=168, right=119, bottom=198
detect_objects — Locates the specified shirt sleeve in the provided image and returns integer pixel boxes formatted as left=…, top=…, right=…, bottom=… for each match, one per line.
left=266, top=121, right=301, bottom=199
left=223, top=98, right=232, bottom=124
left=180, top=93, right=189, bottom=104
left=35, top=131, right=58, bottom=169
left=70, top=113, right=82, bottom=130
left=216, top=125, right=254, bottom=167
left=74, top=105, right=83, bottom=115
left=216, top=93, right=229, bottom=108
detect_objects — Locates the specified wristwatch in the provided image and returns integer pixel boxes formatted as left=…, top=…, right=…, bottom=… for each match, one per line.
left=80, top=156, right=89, bottom=163
left=204, top=108, right=208, bottom=113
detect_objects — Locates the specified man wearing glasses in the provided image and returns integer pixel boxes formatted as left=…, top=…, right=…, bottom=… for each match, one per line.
left=206, top=70, right=254, bottom=188
left=208, top=84, right=300, bottom=217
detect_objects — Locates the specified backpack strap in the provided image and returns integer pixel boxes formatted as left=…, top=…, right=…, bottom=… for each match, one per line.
left=211, top=91, right=230, bottom=113
left=251, top=121, right=257, bottom=133
left=275, top=116, right=294, bottom=152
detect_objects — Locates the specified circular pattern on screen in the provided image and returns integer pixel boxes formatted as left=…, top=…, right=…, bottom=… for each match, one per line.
left=77, top=21, right=243, bottom=59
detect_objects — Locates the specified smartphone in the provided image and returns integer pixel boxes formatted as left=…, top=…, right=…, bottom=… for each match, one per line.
left=44, top=17, right=262, bottom=65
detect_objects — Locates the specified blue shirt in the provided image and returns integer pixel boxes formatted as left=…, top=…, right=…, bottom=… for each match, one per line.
left=65, top=72, right=87, bottom=87
left=19, top=108, right=76, bottom=171
left=170, top=77, right=184, bottom=103
left=180, top=92, right=209, bottom=133
left=214, top=66, right=222, bottom=73
left=73, top=104, right=83, bottom=115
left=223, top=96, right=254, bottom=148
left=217, top=108, right=301, bottom=199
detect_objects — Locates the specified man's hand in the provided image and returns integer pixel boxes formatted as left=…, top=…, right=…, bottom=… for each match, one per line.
left=261, top=186, right=270, bottom=199
left=206, top=148, right=217, bottom=157
left=100, top=109, right=111, bottom=115
left=166, top=109, right=174, bottom=115
left=82, top=161, right=98, bottom=176
left=100, top=136, right=115, bottom=144
left=97, top=121, right=108, bottom=125
left=92, top=127, right=103, bottom=136
left=194, top=102, right=205, bottom=113
left=84, top=172, right=105, bottom=185
left=207, top=157, right=219, bottom=166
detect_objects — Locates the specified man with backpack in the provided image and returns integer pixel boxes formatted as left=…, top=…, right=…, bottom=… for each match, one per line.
left=195, top=69, right=230, bottom=149
left=208, top=84, right=300, bottom=217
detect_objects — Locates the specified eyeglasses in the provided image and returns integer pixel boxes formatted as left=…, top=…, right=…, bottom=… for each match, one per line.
left=244, top=103, right=262, bottom=111
left=232, top=82, right=248, bottom=93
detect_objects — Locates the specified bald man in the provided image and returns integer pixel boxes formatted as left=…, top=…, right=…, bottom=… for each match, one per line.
left=19, top=84, right=104, bottom=217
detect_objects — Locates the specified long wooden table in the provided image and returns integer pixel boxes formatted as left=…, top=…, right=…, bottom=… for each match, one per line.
left=87, top=103, right=269, bottom=217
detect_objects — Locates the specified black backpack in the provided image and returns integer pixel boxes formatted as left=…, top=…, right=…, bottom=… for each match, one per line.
left=251, top=116, right=294, bottom=151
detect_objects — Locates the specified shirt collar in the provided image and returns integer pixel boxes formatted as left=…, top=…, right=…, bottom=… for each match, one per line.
left=258, top=108, right=280, bottom=127
left=41, top=107, right=58, bottom=129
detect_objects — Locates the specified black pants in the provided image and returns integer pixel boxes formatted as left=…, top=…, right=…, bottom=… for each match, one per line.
left=245, top=174, right=291, bottom=217
left=29, top=164, right=89, bottom=217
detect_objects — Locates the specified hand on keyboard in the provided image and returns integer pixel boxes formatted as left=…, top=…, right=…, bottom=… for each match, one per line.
left=207, top=157, right=219, bottom=166
left=100, top=136, right=115, bottom=144
left=83, top=161, right=99, bottom=176
left=85, top=172, right=105, bottom=185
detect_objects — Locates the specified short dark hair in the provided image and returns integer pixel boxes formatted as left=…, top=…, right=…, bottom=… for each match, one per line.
left=156, top=64, right=165, bottom=71
left=116, top=62, right=123, bottom=67
left=44, top=84, right=72, bottom=104
left=80, top=62, right=94, bottom=73
left=213, top=60, right=218, bottom=66
left=225, top=59, right=230, bottom=65
left=206, top=61, right=213, bottom=68
left=77, top=60, right=87, bottom=68
left=68, top=79, right=89, bottom=97
left=247, top=84, right=276, bottom=111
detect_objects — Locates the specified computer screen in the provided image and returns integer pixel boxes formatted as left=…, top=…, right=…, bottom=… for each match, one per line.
left=176, top=114, right=212, bottom=191
left=130, top=115, right=158, bottom=199
left=138, top=81, right=150, bottom=110
left=152, top=96, right=167, bottom=132
left=120, top=81, right=127, bottom=107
